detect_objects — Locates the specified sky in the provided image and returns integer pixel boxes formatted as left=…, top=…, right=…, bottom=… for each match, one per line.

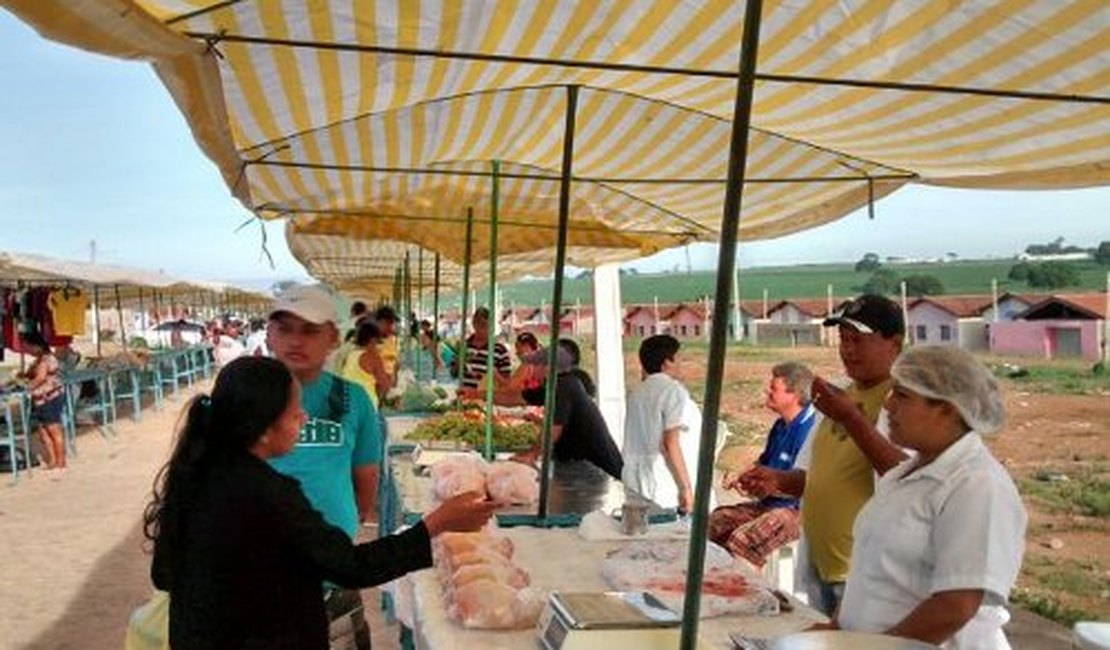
left=1, top=10, right=1107, bottom=290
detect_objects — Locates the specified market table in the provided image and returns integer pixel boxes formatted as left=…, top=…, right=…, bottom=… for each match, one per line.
left=1, top=387, right=32, bottom=481
left=395, top=526, right=824, bottom=650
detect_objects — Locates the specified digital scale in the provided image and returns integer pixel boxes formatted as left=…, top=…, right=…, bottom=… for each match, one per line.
left=537, top=591, right=710, bottom=650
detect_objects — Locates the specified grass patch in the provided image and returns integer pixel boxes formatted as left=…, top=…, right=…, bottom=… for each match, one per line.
left=1018, top=466, right=1110, bottom=518
left=991, top=360, right=1110, bottom=396
left=1011, top=588, right=1092, bottom=627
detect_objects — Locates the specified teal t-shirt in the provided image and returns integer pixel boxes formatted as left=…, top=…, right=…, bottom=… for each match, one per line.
left=269, top=372, right=381, bottom=538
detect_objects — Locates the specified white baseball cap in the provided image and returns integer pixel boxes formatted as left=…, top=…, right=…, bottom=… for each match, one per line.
left=268, top=285, right=338, bottom=325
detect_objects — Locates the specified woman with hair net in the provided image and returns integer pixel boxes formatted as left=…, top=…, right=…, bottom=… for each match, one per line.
left=825, top=346, right=1027, bottom=649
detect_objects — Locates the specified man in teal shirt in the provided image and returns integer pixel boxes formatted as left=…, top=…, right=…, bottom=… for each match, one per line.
left=266, top=285, right=382, bottom=647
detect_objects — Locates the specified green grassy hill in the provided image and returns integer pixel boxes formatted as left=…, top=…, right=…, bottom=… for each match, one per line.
left=450, top=259, right=1108, bottom=307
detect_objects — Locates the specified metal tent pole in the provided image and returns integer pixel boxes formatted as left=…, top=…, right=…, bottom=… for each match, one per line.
left=458, top=207, right=475, bottom=411
left=681, top=1, right=764, bottom=647
left=538, top=85, right=579, bottom=520
left=484, top=161, right=501, bottom=461
left=404, top=249, right=412, bottom=368
left=114, top=284, right=128, bottom=352
left=138, top=287, right=146, bottom=340
left=433, top=253, right=441, bottom=372
left=417, top=247, right=425, bottom=379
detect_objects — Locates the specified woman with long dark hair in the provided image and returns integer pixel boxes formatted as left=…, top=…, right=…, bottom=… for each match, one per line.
left=144, top=356, right=493, bottom=649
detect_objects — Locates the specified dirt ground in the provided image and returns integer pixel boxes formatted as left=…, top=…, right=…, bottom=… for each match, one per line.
left=0, top=344, right=1104, bottom=649
left=649, top=344, right=1110, bottom=624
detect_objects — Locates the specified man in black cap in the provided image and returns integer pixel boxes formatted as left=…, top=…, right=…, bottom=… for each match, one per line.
left=740, top=294, right=908, bottom=616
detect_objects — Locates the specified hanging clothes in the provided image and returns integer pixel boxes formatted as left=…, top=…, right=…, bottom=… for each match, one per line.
left=48, top=287, right=89, bottom=337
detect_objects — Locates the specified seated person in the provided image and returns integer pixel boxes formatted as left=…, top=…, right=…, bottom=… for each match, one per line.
left=708, top=362, right=816, bottom=567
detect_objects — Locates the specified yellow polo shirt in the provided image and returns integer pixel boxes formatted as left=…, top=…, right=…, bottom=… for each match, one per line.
left=379, top=335, right=399, bottom=377
left=802, top=379, right=892, bottom=583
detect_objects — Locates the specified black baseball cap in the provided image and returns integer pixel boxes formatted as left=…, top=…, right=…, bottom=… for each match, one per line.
left=823, top=294, right=905, bottom=337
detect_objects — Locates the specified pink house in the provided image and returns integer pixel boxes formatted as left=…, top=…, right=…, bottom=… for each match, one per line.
left=663, top=303, right=709, bottom=339
left=906, top=296, right=992, bottom=349
left=624, top=305, right=660, bottom=337
left=989, top=294, right=1108, bottom=360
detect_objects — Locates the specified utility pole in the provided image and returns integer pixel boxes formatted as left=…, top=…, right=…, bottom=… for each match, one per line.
left=89, top=239, right=97, bottom=264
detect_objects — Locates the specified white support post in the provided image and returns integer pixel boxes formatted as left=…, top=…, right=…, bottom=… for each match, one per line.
left=593, top=264, right=626, bottom=449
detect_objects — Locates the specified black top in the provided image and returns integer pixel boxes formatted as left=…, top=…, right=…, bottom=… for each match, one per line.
left=152, top=451, right=432, bottom=650
left=523, top=373, right=624, bottom=480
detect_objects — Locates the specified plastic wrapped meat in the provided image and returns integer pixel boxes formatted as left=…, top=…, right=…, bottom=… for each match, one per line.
left=601, top=541, right=779, bottom=618
left=434, top=531, right=514, bottom=558
left=485, top=462, right=540, bottom=505
left=447, top=579, right=545, bottom=630
left=450, top=562, right=531, bottom=589
left=439, top=548, right=517, bottom=575
left=430, top=455, right=488, bottom=500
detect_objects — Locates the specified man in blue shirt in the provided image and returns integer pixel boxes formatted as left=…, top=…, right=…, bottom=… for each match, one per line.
left=708, top=362, right=816, bottom=567
left=266, top=285, right=382, bottom=649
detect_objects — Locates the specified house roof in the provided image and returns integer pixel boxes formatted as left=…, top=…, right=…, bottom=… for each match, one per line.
left=662, top=303, right=709, bottom=321
left=1017, top=293, right=1109, bottom=320
left=908, top=295, right=994, bottom=318
left=767, top=298, right=836, bottom=319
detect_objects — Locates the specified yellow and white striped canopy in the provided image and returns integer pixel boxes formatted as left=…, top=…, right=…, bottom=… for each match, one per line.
left=288, top=225, right=640, bottom=297
left=6, top=0, right=1110, bottom=285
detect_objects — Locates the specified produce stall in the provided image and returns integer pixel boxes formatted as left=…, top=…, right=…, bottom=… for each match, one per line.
left=384, top=455, right=637, bottom=529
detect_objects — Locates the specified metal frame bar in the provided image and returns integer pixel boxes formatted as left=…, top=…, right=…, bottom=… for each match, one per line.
left=277, top=209, right=704, bottom=240
left=182, top=30, right=1110, bottom=105
left=457, top=207, right=475, bottom=410
left=681, top=1, right=765, bottom=645
left=484, top=161, right=501, bottom=461
left=253, top=160, right=915, bottom=184
left=538, top=85, right=579, bottom=520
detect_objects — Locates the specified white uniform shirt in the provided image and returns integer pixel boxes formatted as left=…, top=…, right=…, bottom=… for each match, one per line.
left=622, top=373, right=703, bottom=509
left=838, top=433, right=1027, bottom=650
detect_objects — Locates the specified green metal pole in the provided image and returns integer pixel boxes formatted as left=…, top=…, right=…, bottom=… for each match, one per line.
left=538, top=85, right=578, bottom=519
left=417, top=247, right=424, bottom=380
left=458, top=207, right=474, bottom=410
left=137, top=287, right=146, bottom=341
left=433, top=253, right=441, bottom=375
left=680, top=1, right=764, bottom=647
left=484, top=161, right=501, bottom=461
left=404, top=250, right=412, bottom=369
left=115, top=284, right=128, bottom=352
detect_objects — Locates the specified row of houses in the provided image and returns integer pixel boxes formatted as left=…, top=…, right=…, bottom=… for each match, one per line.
left=431, top=292, right=1108, bottom=360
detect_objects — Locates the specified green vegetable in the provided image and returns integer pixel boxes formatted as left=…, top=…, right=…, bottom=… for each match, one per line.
left=405, top=413, right=538, bottom=450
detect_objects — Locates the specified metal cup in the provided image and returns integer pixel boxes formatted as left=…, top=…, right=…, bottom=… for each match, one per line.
left=619, top=501, right=649, bottom=535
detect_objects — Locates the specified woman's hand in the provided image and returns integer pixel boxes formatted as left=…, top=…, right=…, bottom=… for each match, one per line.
left=422, top=491, right=497, bottom=537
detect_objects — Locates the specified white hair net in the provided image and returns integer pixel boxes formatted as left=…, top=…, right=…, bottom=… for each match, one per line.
left=891, top=346, right=1005, bottom=435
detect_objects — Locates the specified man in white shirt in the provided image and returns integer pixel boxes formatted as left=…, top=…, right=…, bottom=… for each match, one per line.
left=622, top=335, right=703, bottom=513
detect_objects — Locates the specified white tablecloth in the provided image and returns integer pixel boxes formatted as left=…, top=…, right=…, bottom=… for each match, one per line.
left=402, top=527, right=824, bottom=649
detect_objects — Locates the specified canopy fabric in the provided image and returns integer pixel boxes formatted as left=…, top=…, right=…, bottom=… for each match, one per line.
left=0, top=252, right=271, bottom=307
left=287, top=227, right=639, bottom=296
left=5, top=0, right=1110, bottom=285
